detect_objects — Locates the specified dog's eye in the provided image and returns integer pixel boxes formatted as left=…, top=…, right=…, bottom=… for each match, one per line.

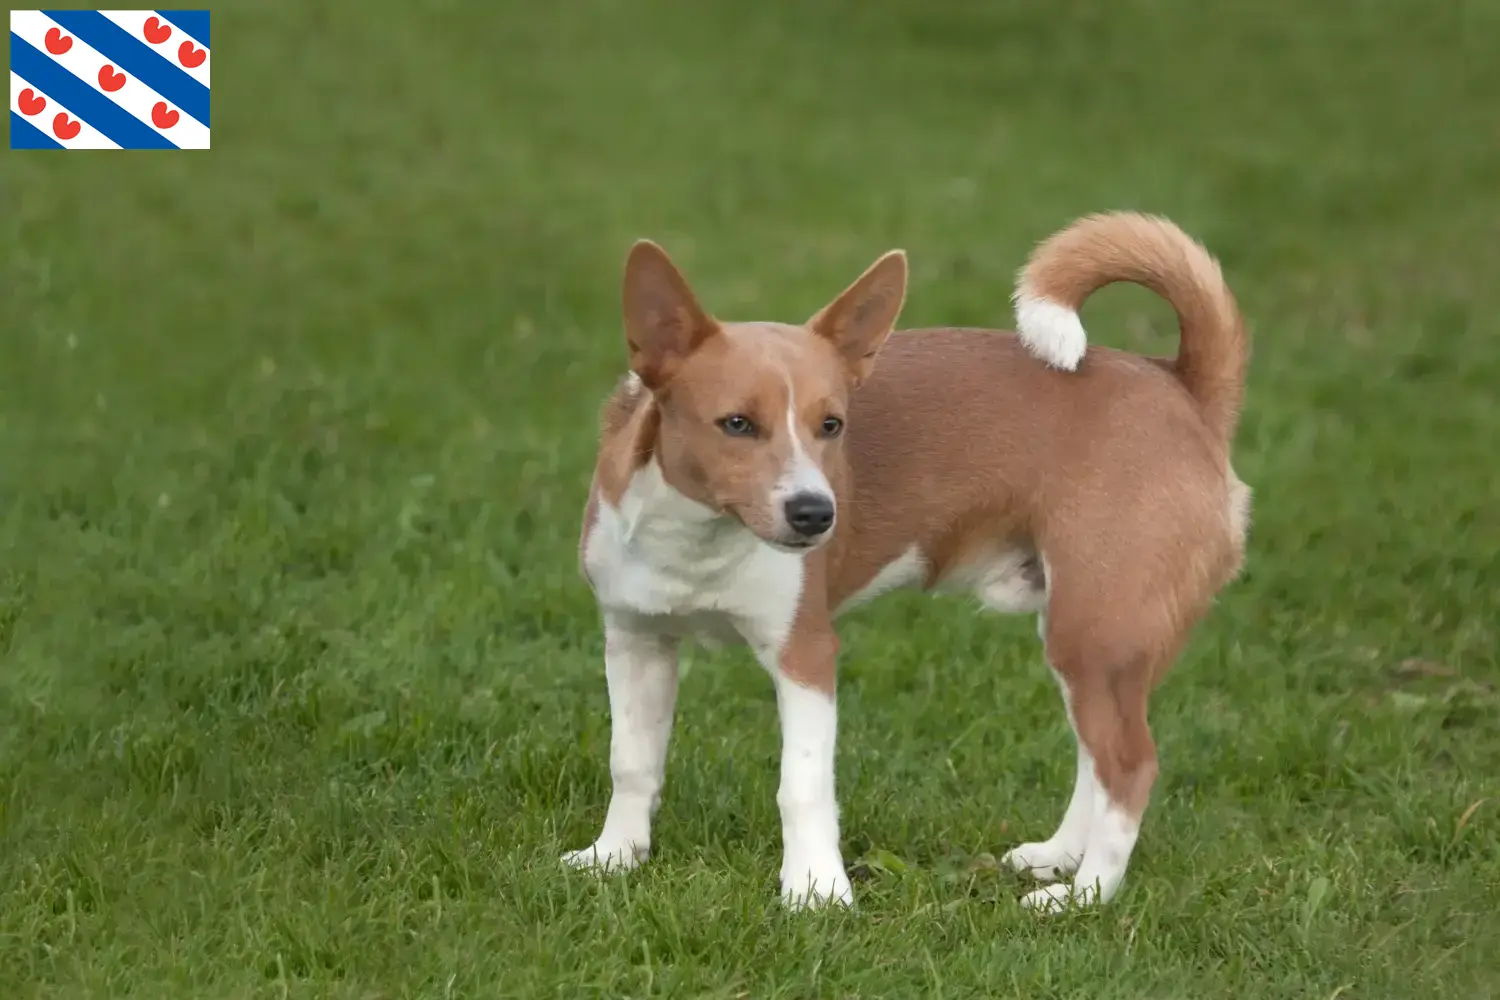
left=820, top=416, right=845, bottom=438
left=718, top=414, right=756, bottom=437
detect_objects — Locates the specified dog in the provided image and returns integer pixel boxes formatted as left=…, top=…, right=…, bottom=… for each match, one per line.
left=563, top=212, right=1250, bottom=912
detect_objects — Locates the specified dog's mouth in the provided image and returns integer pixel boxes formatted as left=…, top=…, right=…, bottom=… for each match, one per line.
left=718, top=501, right=834, bottom=554
left=763, top=532, right=833, bottom=555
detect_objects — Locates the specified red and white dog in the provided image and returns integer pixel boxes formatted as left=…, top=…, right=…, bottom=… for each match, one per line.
left=564, top=212, right=1250, bottom=912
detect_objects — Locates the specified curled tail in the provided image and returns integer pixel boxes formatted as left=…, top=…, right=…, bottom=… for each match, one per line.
left=1012, top=212, right=1249, bottom=444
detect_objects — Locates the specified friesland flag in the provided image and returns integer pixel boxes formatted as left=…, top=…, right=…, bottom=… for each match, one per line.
left=9, top=9, right=210, bottom=149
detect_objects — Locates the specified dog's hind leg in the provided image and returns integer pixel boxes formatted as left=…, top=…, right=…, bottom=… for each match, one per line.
left=1010, top=557, right=1192, bottom=913
left=1018, top=650, right=1159, bottom=913
left=1003, top=623, right=1097, bottom=882
left=1005, top=732, right=1098, bottom=883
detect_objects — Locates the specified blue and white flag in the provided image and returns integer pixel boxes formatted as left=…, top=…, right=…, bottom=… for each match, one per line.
left=10, top=9, right=210, bottom=149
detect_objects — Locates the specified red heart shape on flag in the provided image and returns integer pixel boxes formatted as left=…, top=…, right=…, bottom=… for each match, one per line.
left=53, top=113, right=80, bottom=141
left=18, top=88, right=46, bottom=116
left=143, top=16, right=171, bottom=44
left=178, top=41, right=206, bottom=69
left=98, top=65, right=127, bottom=92
left=151, top=102, right=179, bottom=129
left=45, top=27, right=73, bottom=54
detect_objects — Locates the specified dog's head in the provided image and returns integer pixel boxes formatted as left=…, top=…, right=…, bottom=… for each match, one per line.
left=620, top=241, right=907, bottom=551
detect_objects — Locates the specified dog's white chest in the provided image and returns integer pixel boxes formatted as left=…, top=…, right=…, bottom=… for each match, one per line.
left=583, top=463, right=805, bottom=650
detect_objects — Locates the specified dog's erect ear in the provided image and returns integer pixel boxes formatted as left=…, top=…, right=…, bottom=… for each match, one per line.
left=622, top=240, right=718, bottom=390
left=808, top=250, right=908, bottom=385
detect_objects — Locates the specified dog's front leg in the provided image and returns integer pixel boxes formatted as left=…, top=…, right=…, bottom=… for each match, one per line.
left=563, top=614, right=679, bottom=874
left=757, top=627, right=852, bottom=910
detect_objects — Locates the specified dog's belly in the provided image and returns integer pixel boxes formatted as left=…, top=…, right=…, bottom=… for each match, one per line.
left=834, top=545, right=929, bottom=616
left=939, top=543, right=1049, bottom=614
left=835, top=543, right=1048, bottom=618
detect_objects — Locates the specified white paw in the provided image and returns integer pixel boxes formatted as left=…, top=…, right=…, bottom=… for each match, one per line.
left=1003, top=840, right=1084, bottom=882
left=1020, top=880, right=1099, bottom=914
left=561, top=841, right=647, bottom=874
left=780, top=859, right=854, bottom=911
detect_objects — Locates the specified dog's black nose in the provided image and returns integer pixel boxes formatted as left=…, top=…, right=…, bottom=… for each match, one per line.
left=784, top=492, right=836, bottom=538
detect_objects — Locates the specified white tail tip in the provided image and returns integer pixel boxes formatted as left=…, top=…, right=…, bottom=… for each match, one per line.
left=1013, top=294, right=1087, bottom=371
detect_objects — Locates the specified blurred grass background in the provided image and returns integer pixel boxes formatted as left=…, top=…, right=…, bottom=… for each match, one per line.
left=2, top=1, right=1497, bottom=996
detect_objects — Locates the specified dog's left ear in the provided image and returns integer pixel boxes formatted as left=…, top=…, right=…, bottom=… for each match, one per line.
left=808, top=250, right=908, bottom=385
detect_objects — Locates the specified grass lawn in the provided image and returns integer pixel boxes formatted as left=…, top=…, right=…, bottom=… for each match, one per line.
left=3, top=0, right=1498, bottom=996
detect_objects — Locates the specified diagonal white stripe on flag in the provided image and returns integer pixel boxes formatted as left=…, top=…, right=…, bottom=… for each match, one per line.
left=98, top=9, right=211, bottom=88
left=11, top=70, right=122, bottom=149
left=10, top=10, right=208, bottom=148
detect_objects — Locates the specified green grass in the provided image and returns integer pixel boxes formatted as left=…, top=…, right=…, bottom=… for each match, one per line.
left=3, top=1, right=1498, bottom=996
